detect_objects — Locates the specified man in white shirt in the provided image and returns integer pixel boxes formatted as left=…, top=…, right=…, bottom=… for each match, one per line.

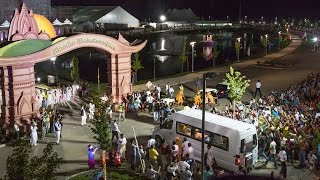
left=146, top=94, right=154, bottom=113
left=147, top=136, right=156, bottom=149
left=14, top=122, right=20, bottom=140
left=254, top=80, right=262, bottom=98
left=169, top=87, right=174, bottom=99
left=156, top=85, right=161, bottom=100
left=182, top=138, right=189, bottom=157
left=184, top=143, right=195, bottom=159
left=178, top=158, right=190, bottom=172
left=165, top=82, right=170, bottom=96
left=110, top=120, right=120, bottom=142
left=265, top=138, right=278, bottom=169
left=54, top=120, right=62, bottom=145
left=278, top=146, right=287, bottom=178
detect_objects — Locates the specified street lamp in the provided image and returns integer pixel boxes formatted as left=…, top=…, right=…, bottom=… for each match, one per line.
left=236, top=38, right=241, bottom=62
left=265, top=34, right=268, bottom=55
left=312, top=37, right=318, bottom=51
left=159, top=15, right=166, bottom=22
left=201, top=72, right=218, bottom=180
left=190, top=42, right=196, bottom=72
left=37, top=77, right=41, bottom=83
left=278, top=31, right=281, bottom=50
left=50, top=57, right=57, bottom=83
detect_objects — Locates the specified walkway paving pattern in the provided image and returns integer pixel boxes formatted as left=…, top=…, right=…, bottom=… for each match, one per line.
left=0, top=37, right=319, bottom=179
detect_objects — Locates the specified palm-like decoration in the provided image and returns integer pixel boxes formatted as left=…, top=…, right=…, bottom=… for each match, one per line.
left=90, top=95, right=111, bottom=180
left=132, top=53, right=143, bottom=82
left=223, top=67, right=250, bottom=118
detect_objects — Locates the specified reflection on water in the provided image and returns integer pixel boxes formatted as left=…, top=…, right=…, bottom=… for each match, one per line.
left=154, top=55, right=169, bottom=63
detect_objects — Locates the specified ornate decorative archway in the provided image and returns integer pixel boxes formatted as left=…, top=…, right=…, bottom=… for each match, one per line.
left=0, top=4, right=146, bottom=129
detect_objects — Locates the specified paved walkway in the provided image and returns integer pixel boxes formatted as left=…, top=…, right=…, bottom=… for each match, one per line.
left=1, top=36, right=313, bottom=180
left=133, top=37, right=302, bottom=92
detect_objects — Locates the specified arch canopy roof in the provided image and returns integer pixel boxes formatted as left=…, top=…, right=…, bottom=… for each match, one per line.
left=0, top=39, right=53, bottom=57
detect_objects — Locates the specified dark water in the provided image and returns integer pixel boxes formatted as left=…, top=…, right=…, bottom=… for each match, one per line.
left=39, top=29, right=280, bottom=83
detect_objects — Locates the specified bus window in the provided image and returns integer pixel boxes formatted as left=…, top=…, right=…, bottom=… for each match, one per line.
left=194, top=128, right=202, bottom=141
left=161, top=119, right=173, bottom=130
left=176, top=122, right=192, bottom=137
left=193, top=128, right=210, bottom=142
left=211, top=133, right=229, bottom=151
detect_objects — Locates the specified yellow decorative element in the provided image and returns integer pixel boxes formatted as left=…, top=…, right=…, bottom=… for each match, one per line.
left=33, top=14, right=57, bottom=38
left=52, top=37, right=67, bottom=44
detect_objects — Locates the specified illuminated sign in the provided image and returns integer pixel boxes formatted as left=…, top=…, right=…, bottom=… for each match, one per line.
left=52, top=37, right=116, bottom=54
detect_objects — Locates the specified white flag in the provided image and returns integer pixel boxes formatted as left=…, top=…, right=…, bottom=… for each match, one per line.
left=146, top=81, right=154, bottom=89
left=247, top=46, right=251, bottom=56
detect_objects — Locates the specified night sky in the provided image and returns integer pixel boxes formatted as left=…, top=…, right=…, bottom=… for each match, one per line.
left=52, top=0, right=320, bottom=20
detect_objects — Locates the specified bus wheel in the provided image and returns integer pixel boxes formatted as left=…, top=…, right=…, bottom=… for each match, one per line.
left=155, top=135, right=162, bottom=148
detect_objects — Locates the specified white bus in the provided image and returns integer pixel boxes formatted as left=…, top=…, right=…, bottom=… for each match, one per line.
left=153, top=109, right=258, bottom=172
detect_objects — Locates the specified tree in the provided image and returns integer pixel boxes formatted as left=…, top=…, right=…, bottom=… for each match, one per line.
left=212, top=44, right=220, bottom=67
left=234, top=40, right=240, bottom=62
left=179, top=38, right=188, bottom=72
left=262, top=37, right=268, bottom=55
left=71, top=57, right=80, bottom=80
left=223, top=67, right=250, bottom=119
left=6, top=139, right=62, bottom=180
left=90, top=95, right=112, bottom=180
left=132, top=53, right=143, bottom=83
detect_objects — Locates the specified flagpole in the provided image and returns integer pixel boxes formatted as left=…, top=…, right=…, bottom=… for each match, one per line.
left=132, top=126, right=144, bottom=172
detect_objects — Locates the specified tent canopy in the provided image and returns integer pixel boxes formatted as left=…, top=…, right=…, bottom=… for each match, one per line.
left=73, top=6, right=139, bottom=27
left=165, top=8, right=198, bottom=22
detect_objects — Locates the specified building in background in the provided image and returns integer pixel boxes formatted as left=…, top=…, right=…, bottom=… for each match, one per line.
left=0, top=0, right=51, bottom=22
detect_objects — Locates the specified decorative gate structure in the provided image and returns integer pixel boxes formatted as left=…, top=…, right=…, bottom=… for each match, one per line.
left=0, top=4, right=146, bottom=130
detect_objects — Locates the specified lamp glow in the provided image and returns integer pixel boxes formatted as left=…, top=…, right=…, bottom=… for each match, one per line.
left=160, top=15, right=166, bottom=22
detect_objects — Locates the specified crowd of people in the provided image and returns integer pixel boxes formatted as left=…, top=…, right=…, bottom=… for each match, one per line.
left=103, top=72, right=320, bottom=179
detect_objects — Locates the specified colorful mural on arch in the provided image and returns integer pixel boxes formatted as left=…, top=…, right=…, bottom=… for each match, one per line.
left=0, top=4, right=147, bottom=131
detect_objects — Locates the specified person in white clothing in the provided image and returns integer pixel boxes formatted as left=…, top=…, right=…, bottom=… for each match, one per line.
left=88, top=103, right=95, bottom=121
left=54, top=120, right=62, bottom=144
left=156, top=85, right=161, bottom=100
left=117, top=134, right=127, bottom=159
left=254, top=80, right=262, bottom=98
left=183, top=143, right=195, bottom=159
left=30, top=122, right=38, bottom=146
left=178, top=158, right=190, bottom=172
left=165, top=82, right=170, bottom=96
left=110, top=120, right=120, bottom=141
left=169, top=87, right=174, bottom=99
left=278, top=146, right=287, bottom=178
left=80, top=106, right=87, bottom=126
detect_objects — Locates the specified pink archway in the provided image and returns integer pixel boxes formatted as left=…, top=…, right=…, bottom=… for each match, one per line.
left=0, top=33, right=146, bottom=129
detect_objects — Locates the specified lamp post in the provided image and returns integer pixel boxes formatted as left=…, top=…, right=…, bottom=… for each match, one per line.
left=37, top=77, right=41, bottom=84
left=313, top=37, right=318, bottom=51
left=190, top=42, right=196, bottom=72
left=236, top=37, right=241, bottom=62
left=201, top=72, right=217, bottom=180
left=264, top=34, right=268, bottom=55
left=50, top=57, right=57, bottom=83
left=278, top=31, right=281, bottom=50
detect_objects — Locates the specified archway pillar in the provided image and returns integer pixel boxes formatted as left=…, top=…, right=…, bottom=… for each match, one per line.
left=0, top=64, right=38, bottom=130
left=107, top=53, right=132, bottom=107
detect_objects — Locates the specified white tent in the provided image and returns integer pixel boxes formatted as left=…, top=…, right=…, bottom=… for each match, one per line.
left=95, top=6, right=139, bottom=27
left=52, top=18, right=63, bottom=26
left=0, top=20, right=10, bottom=28
left=73, top=6, right=139, bottom=28
left=63, top=18, right=73, bottom=25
